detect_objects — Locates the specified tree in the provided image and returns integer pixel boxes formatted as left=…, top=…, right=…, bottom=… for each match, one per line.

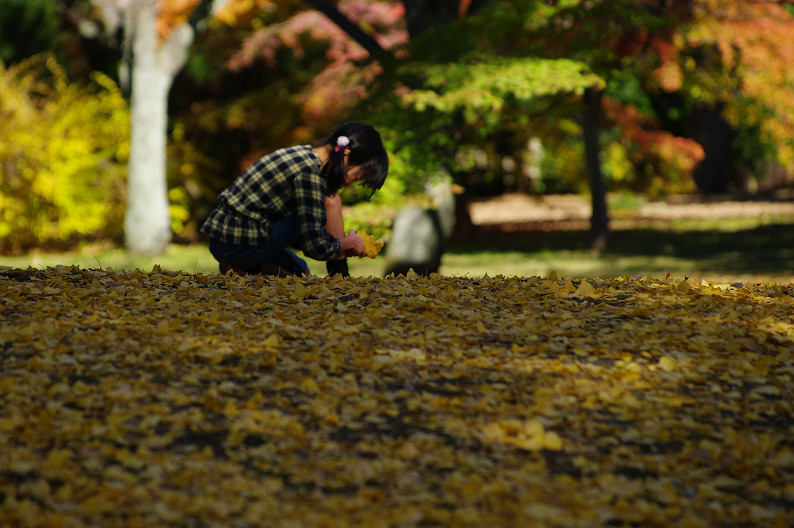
left=651, top=0, right=794, bottom=193
left=522, top=1, right=702, bottom=248
left=91, top=0, right=226, bottom=254
left=582, top=87, right=609, bottom=250
left=376, top=2, right=607, bottom=227
left=540, top=0, right=794, bottom=198
left=177, top=0, right=794, bottom=253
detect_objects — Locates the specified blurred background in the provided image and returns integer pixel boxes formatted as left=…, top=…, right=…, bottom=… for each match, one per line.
left=1, top=0, right=793, bottom=281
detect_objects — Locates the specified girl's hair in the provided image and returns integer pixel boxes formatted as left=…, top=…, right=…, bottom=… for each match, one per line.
left=318, top=122, right=389, bottom=197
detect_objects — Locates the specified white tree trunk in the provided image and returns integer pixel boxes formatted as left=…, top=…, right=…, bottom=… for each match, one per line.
left=92, top=0, right=231, bottom=255
left=124, top=2, right=193, bottom=255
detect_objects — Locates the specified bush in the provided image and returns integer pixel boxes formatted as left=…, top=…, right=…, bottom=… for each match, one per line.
left=0, top=54, right=129, bottom=253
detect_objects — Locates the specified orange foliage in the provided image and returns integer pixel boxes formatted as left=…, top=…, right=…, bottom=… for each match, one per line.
left=649, top=37, right=677, bottom=64
left=692, top=1, right=794, bottom=166
left=214, top=0, right=297, bottom=27
left=605, top=100, right=704, bottom=169
left=156, top=0, right=201, bottom=40
left=643, top=1, right=794, bottom=166
left=604, top=98, right=705, bottom=193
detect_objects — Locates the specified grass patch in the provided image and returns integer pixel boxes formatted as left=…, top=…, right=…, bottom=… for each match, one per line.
left=2, top=220, right=793, bottom=284
left=445, top=220, right=794, bottom=283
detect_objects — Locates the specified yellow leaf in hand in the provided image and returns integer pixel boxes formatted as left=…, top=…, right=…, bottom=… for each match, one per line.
left=358, top=230, right=384, bottom=258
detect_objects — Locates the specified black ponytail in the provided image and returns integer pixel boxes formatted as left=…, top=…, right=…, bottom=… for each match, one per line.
left=318, top=122, right=389, bottom=197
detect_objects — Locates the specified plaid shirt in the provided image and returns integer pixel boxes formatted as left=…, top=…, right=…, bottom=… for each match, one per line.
left=200, top=145, right=340, bottom=260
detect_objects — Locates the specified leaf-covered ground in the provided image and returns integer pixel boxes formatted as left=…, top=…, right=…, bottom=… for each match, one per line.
left=1, top=266, right=793, bottom=527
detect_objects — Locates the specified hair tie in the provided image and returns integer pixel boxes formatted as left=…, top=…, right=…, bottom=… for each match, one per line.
left=334, top=135, right=350, bottom=152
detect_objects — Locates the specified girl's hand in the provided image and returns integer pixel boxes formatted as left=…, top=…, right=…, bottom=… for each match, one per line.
left=339, top=229, right=365, bottom=258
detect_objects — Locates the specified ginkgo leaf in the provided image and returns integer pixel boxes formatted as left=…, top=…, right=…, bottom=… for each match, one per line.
left=357, top=230, right=384, bottom=259
left=573, top=280, right=596, bottom=298
left=292, top=281, right=308, bottom=300
left=0, top=266, right=792, bottom=527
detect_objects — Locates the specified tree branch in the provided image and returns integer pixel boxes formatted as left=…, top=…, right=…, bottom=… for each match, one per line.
left=304, top=0, right=392, bottom=64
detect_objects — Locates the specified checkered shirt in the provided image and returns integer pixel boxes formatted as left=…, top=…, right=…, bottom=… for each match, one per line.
left=200, top=145, right=340, bottom=260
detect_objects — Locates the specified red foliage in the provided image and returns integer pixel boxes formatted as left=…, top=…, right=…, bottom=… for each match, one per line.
left=227, top=1, right=406, bottom=69
left=604, top=98, right=705, bottom=178
left=223, top=0, right=407, bottom=123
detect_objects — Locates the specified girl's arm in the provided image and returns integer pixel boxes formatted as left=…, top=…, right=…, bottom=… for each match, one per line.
left=325, top=193, right=365, bottom=258
left=294, top=170, right=342, bottom=260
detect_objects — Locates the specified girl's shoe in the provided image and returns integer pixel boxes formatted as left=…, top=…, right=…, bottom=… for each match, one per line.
left=219, top=260, right=247, bottom=277
left=326, top=258, right=350, bottom=278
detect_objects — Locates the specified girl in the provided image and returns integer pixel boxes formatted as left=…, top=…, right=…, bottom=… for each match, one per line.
left=200, top=122, right=388, bottom=277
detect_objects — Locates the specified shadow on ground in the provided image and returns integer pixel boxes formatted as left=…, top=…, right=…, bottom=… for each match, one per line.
left=450, top=222, right=794, bottom=279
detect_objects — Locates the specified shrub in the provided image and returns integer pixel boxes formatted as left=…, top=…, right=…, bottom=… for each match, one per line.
left=0, top=53, right=129, bottom=253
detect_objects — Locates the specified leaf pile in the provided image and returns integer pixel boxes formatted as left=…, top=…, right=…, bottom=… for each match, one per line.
left=357, top=230, right=384, bottom=259
left=1, top=266, right=793, bottom=527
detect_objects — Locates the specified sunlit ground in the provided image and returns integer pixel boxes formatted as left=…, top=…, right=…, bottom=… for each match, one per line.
left=2, top=197, right=794, bottom=284
left=0, top=242, right=788, bottom=285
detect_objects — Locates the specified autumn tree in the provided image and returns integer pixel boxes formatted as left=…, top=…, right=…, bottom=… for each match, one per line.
left=172, top=0, right=794, bottom=252
left=530, top=1, right=702, bottom=248
left=541, top=0, right=794, bottom=195
left=414, top=0, right=794, bottom=247
left=650, top=0, right=794, bottom=193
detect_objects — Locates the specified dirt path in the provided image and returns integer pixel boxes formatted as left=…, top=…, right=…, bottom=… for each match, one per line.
left=468, top=192, right=794, bottom=227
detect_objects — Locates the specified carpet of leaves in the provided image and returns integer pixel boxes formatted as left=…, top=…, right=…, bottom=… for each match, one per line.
left=1, top=266, right=793, bottom=528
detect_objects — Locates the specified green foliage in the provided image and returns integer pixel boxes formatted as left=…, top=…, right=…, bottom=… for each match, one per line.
left=356, top=1, right=622, bottom=200
left=363, top=51, right=605, bottom=200
left=0, top=54, right=129, bottom=252
left=403, top=56, right=604, bottom=116
left=0, top=0, right=62, bottom=65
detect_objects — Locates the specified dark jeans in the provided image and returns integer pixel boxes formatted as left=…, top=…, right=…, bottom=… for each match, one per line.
left=208, top=216, right=309, bottom=275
